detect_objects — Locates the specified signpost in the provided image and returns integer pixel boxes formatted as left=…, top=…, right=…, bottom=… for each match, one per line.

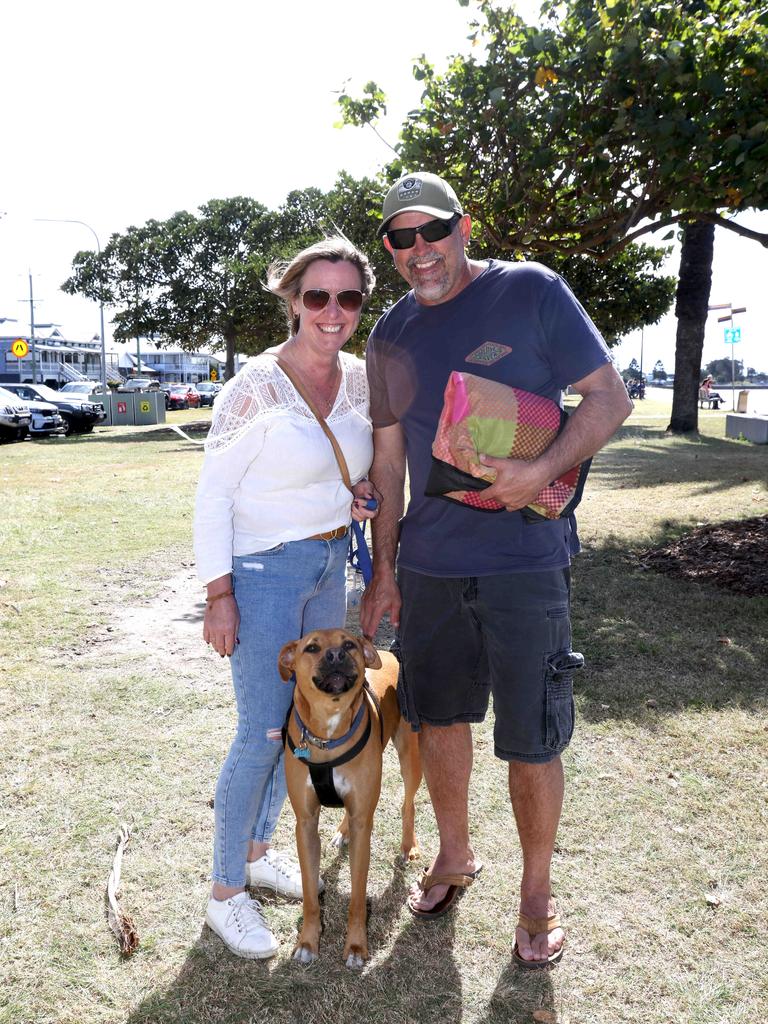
left=11, top=338, right=28, bottom=381
left=709, top=303, right=746, bottom=410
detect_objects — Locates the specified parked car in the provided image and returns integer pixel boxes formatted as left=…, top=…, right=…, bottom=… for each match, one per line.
left=2, top=382, right=107, bottom=436
left=165, top=385, right=191, bottom=410
left=117, top=377, right=161, bottom=392
left=59, top=381, right=103, bottom=398
left=0, top=386, right=32, bottom=441
left=2, top=387, right=65, bottom=438
left=165, top=384, right=201, bottom=410
left=195, top=382, right=218, bottom=407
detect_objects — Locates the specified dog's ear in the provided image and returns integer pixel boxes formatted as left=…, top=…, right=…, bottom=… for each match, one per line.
left=277, top=640, right=299, bottom=681
left=361, top=636, right=382, bottom=670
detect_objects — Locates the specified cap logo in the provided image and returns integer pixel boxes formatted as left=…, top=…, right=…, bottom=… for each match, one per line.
left=397, top=177, right=423, bottom=202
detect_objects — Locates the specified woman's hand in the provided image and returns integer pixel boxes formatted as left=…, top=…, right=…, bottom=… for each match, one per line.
left=351, top=479, right=381, bottom=523
left=203, top=576, right=240, bottom=657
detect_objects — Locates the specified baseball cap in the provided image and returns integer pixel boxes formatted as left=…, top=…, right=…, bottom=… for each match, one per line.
left=378, top=172, right=463, bottom=236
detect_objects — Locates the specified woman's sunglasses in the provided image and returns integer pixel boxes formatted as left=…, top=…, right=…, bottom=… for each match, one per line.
left=301, top=289, right=364, bottom=312
left=385, top=213, right=462, bottom=251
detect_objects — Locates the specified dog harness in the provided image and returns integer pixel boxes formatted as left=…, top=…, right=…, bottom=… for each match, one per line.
left=283, top=683, right=383, bottom=808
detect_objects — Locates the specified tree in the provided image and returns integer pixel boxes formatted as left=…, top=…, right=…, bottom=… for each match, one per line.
left=64, top=198, right=283, bottom=380
left=621, top=357, right=643, bottom=381
left=652, top=360, right=667, bottom=381
left=705, top=357, right=743, bottom=383
left=339, top=0, right=768, bottom=431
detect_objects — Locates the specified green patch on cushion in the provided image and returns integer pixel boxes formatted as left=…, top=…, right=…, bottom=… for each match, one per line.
left=466, top=415, right=517, bottom=457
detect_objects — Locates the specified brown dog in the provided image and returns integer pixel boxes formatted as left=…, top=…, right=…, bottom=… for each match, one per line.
left=278, top=628, right=421, bottom=967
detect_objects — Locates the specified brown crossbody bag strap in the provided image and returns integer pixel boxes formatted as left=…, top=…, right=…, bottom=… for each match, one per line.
left=270, top=354, right=353, bottom=493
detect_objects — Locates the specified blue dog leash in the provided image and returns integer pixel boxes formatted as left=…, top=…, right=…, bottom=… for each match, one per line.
left=348, top=518, right=373, bottom=586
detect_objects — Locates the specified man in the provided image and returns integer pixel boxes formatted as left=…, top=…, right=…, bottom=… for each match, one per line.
left=360, top=172, right=632, bottom=966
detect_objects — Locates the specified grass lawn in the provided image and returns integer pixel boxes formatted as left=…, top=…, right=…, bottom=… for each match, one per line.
left=1, top=398, right=766, bottom=1024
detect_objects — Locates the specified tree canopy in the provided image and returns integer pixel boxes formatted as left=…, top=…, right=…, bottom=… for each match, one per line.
left=62, top=173, right=673, bottom=371
left=343, top=0, right=768, bottom=256
left=63, top=198, right=283, bottom=380
left=339, top=0, right=768, bottom=431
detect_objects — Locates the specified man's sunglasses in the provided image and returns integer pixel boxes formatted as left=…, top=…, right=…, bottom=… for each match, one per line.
left=385, top=213, right=462, bottom=251
left=301, top=289, right=364, bottom=312
left=301, top=288, right=364, bottom=311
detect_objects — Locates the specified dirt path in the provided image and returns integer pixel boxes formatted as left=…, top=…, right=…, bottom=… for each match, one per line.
left=108, top=562, right=395, bottom=672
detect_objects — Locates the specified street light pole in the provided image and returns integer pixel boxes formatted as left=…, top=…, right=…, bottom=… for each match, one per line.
left=34, top=218, right=108, bottom=395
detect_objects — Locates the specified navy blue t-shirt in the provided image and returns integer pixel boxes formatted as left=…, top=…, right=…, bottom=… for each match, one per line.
left=366, top=260, right=611, bottom=576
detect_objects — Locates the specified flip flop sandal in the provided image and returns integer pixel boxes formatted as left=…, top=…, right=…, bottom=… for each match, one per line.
left=407, top=864, right=483, bottom=921
left=512, top=910, right=565, bottom=968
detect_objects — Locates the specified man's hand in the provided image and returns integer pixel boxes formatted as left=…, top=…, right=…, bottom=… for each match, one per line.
left=360, top=572, right=401, bottom=638
left=473, top=454, right=550, bottom=512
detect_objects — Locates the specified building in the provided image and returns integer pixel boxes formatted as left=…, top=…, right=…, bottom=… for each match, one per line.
left=1, top=332, right=238, bottom=387
left=0, top=331, right=122, bottom=387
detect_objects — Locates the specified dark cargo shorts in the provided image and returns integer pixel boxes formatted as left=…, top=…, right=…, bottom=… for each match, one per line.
left=396, top=566, right=583, bottom=763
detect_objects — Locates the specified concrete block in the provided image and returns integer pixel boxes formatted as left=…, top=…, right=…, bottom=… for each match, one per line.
left=726, top=413, right=768, bottom=444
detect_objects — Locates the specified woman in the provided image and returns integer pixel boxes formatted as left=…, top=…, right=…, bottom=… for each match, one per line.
left=193, top=237, right=378, bottom=959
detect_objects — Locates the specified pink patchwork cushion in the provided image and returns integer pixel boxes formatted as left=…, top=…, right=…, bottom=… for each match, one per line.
left=425, top=371, right=590, bottom=520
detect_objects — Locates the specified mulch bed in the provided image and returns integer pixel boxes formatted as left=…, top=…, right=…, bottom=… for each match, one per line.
left=642, top=515, right=768, bottom=597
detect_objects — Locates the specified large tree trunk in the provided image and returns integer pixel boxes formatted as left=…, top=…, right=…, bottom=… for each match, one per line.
left=667, top=221, right=715, bottom=433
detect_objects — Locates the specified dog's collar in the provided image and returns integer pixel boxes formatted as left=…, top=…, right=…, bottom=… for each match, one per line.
left=292, top=695, right=366, bottom=751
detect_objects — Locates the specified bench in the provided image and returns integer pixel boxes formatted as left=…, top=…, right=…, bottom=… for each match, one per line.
left=699, top=389, right=723, bottom=410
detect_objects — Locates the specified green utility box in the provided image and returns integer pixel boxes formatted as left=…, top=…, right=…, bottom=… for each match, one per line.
left=134, top=391, right=165, bottom=425
left=110, top=394, right=136, bottom=426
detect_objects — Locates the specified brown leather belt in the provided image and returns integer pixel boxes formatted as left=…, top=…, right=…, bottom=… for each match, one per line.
left=306, top=525, right=348, bottom=542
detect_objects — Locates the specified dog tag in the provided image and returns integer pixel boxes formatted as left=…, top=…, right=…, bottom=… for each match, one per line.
left=293, top=744, right=311, bottom=761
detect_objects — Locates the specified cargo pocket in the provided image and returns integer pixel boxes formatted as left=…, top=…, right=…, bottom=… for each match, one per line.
left=544, top=650, right=583, bottom=751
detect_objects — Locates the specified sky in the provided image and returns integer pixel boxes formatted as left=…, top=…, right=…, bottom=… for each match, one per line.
left=2, top=0, right=766, bottom=376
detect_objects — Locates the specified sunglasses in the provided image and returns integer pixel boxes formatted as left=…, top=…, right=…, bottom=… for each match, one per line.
left=385, top=213, right=462, bottom=250
left=300, top=289, right=364, bottom=312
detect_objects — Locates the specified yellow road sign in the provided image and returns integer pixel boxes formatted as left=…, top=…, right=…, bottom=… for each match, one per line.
left=210, top=369, right=218, bottom=381
left=11, top=338, right=29, bottom=358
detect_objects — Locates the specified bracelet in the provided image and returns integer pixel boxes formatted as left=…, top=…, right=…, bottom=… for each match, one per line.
left=206, top=590, right=234, bottom=606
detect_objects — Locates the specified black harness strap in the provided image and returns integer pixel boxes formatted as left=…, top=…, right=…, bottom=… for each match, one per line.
left=282, top=684, right=382, bottom=808
left=285, top=708, right=372, bottom=807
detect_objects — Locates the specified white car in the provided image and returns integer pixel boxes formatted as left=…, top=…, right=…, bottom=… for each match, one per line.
left=0, top=385, right=65, bottom=439
left=0, top=385, right=32, bottom=441
left=59, top=381, right=103, bottom=397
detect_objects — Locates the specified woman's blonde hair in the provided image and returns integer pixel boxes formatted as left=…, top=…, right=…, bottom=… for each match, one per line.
left=266, top=237, right=376, bottom=337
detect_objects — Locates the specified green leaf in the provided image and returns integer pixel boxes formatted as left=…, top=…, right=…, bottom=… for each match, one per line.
left=701, top=72, right=726, bottom=96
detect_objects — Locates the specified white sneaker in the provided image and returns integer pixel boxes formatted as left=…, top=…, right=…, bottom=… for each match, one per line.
left=245, top=848, right=324, bottom=899
left=205, top=892, right=278, bottom=960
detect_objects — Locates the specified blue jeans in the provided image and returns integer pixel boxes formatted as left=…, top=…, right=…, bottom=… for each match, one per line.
left=211, top=533, right=349, bottom=887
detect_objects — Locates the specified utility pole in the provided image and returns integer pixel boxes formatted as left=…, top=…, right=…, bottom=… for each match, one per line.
left=34, top=218, right=108, bottom=394
left=28, top=272, right=37, bottom=384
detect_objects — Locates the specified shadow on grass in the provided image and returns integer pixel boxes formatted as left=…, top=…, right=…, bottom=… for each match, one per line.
left=571, top=529, right=768, bottom=726
left=480, top=960, right=557, bottom=1024
left=592, top=426, right=767, bottom=493
left=64, top=423, right=210, bottom=445
left=126, top=856, right=477, bottom=1024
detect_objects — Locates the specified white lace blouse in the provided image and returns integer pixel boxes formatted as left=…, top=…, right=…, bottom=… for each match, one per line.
left=193, top=351, right=373, bottom=584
